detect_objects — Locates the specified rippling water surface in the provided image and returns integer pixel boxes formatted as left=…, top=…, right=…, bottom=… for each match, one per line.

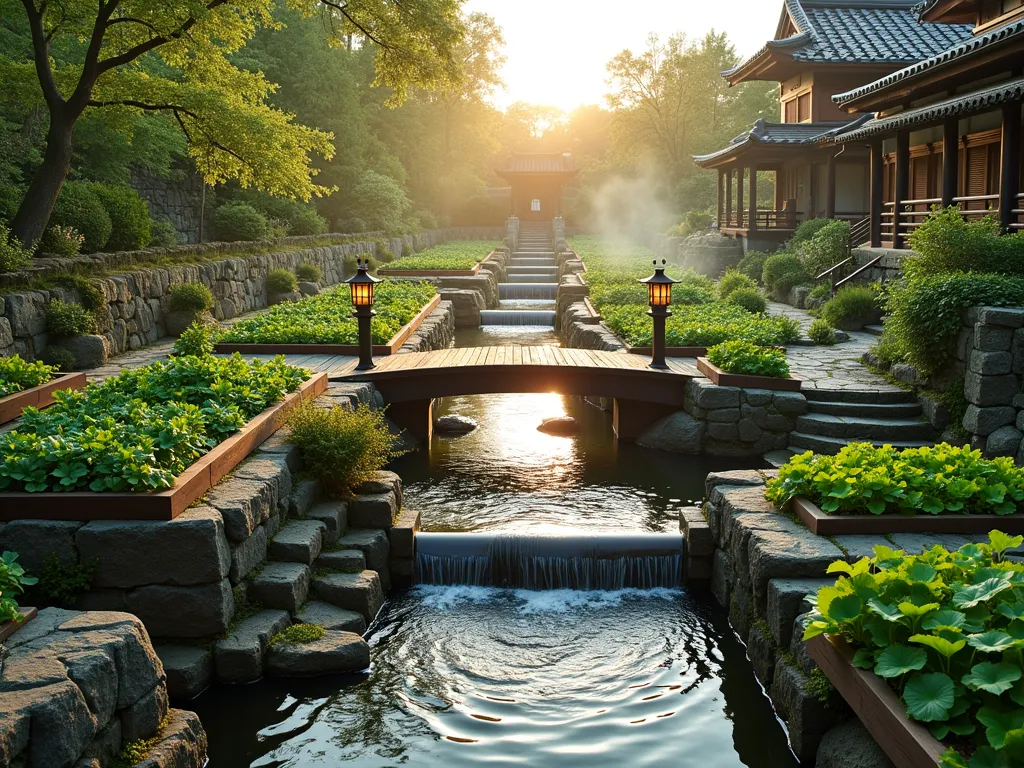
left=192, top=587, right=797, bottom=768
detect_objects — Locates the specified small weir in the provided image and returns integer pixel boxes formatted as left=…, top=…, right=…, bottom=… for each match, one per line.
left=498, top=282, right=558, bottom=300
left=415, top=532, right=684, bottom=589
left=493, top=225, right=559, bottom=329
left=480, top=309, right=556, bottom=326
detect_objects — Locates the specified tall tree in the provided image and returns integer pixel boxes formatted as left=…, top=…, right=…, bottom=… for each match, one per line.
left=0, top=0, right=464, bottom=246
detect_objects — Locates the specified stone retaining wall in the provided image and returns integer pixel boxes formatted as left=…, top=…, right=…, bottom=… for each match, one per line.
left=850, top=246, right=908, bottom=284
left=0, top=608, right=207, bottom=768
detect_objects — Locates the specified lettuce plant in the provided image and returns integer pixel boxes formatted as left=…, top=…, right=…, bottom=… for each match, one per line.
left=706, top=340, right=790, bottom=378
left=766, top=443, right=1024, bottom=516
left=804, top=533, right=1024, bottom=767
left=0, top=355, right=56, bottom=397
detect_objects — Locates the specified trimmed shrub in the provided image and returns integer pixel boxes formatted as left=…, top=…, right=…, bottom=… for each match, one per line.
left=808, top=283, right=832, bottom=303
left=718, top=270, right=758, bottom=300
left=349, top=170, right=412, bottom=233
left=762, top=252, right=809, bottom=297
left=0, top=222, right=32, bottom=273
left=267, top=268, right=298, bottom=294
left=40, top=225, right=84, bottom=257
left=790, top=218, right=832, bottom=248
left=91, top=183, right=150, bottom=250
left=799, top=220, right=849, bottom=279
left=905, top=206, right=1024, bottom=277
left=820, top=284, right=880, bottom=331
left=46, top=299, right=94, bottom=337
left=808, top=318, right=837, bottom=345
left=726, top=286, right=767, bottom=314
left=148, top=218, right=180, bottom=247
left=169, top=282, right=215, bottom=313
left=706, top=340, right=790, bottom=378
left=213, top=203, right=270, bottom=242
left=50, top=181, right=111, bottom=252
left=286, top=402, right=402, bottom=497
left=173, top=321, right=218, bottom=357
left=737, top=250, right=769, bottom=283
left=295, top=262, right=322, bottom=283
left=40, top=346, right=77, bottom=372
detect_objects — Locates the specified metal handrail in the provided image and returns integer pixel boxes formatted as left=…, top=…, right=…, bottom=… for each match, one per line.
left=836, top=254, right=885, bottom=290
left=815, top=257, right=853, bottom=282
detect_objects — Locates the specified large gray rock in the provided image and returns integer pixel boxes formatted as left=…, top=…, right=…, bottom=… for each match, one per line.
left=747, top=525, right=844, bottom=609
left=206, top=478, right=276, bottom=542
left=52, top=334, right=109, bottom=370
left=336, top=529, right=389, bottom=571
left=636, top=411, right=705, bottom=454
left=816, top=720, right=894, bottom=768
left=348, top=492, right=397, bottom=530
left=317, top=549, right=366, bottom=573
left=434, top=414, right=478, bottom=435
left=963, top=405, right=1016, bottom=436
left=269, top=520, right=325, bottom=565
left=0, top=520, right=82, bottom=573
left=308, top=501, right=347, bottom=544
left=313, top=571, right=384, bottom=623
left=265, top=631, right=370, bottom=677
left=228, top=524, right=268, bottom=584
left=770, top=662, right=842, bottom=762
left=537, top=416, right=580, bottom=436
left=76, top=507, right=231, bottom=588
left=354, top=471, right=403, bottom=509
left=119, top=683, right=169, bottom=742
left=214, top=610, right=291, bottom=683
left=986, top=425, right=1023, bottom=458
left=295, top=601, right=366, bottom=634
left=155, top=645, right=213, bottom=701
left=688, top=380, right=740, bottom=409
left=133, top=708, right=208, bottom=768
left=965, top=371, right=1018, bottom=407
left=232, top=458, right=293, bottom=516
left=766, top=578, right=835, bottom=647
left=127, top=579, right=234, bottom=638
left=248, top=562, right=311, bottom=614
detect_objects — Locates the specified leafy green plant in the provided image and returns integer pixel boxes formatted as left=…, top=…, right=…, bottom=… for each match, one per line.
left=46, top=299, right=94, bottom=337
left=148, top=218, right=181, bottom=247
left=36, top=553, right=98, bottom=608
left=40, top=346, right=77, bottom=373
left=295, top=262, right=322, bottom=282
left=270, top=622, right=326, bottom=646
left=169, top=282, right=215, bottom=313
left=706, top=340, right=790, bottom=378
left=40, top=224, right=85, bottom=257
left=286, top=402, right=402, bottom=497
left=791, top=217, right=833, bottom=248
left=237, top=192, right=328, bottom=236
left=214, top=202, right=271, bottom=242
left=820, top=285, right=880, bottom=331
left=808, top=318, right=837, bottom=346
left=765, top=443, right=1024, bottom=516
left=0, top=551, right=38, bottom=622
left=808, top=283, right=832, bottom=303
left=725, top=286, right=767, bottom=314
left=0, top=354, right=55, bottom=397
left=0, top=221, right=32, bottom=273
left=267, top=268, right=298, bottom=294
left=0, top=355, right=307, bottom=493
left=173, top=321, right=219, bottom=357
left=737, top=250, right=769, bottom=284
left=906, top=207, right=1024, bottom=278
left=221, top=281, right=437, bottom=345
left=798, top=220, right=849, bottom=279
left=50, top=180, right=111, bottom=252
left=110, top=714, right=172, bottom=768
left=762, top=252, right=810, bottom=297
left=379, top=240, right=494, bottom=271
left=91, top=183, right=151, bottom=251
left=718, top=270, right=758, bottom=300
left=802, top=532, right=1024, bottom=767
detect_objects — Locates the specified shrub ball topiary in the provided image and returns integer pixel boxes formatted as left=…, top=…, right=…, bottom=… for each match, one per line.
left=169, top=282, right=215, bottom=313
left=736, top=250, right=769, bottom=284
left=50, top=181, right=111, bottom=253
left=726, top=286, right=767, bottom=314
left=90, top=183, right=151, bottom=251
left=39, top=225, right=85, bottom=257
left=148, top=218, right=181, bottom=247
left=718, top=270, right=758, bottom=300
left=267, top=268, right=298, bottom=295
left=295, top=262, right=322, bottom=283
left=798, top=220, right=849, bottom=279
left=46, top=299, right=94, bottom=337
left=761, top=252, right=810, bottom=298
left=808, top=318, right=837, bottom=345
left=820, top=284, right=880, bottom=331
left=790, top=218, right=832, bottom=248
left=213, top=202, right=270, bottom=242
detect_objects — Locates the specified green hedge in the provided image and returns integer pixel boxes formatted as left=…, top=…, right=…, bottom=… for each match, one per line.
left=380, top=240, right=496, bottom=271
left=51, top=181, right=111, bottom=253
left=91, top=184, right=151, bottom=251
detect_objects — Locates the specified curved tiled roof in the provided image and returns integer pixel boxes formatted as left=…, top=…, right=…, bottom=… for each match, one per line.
left=829, top=76, right=1024, bottom=141
left=833, top=18, right=1024, bottom=105
left=693, top=118, right=862, bottom=165
left=496, top=153, right=576, bottom=174
left=723, top=0, right=971, bottom=78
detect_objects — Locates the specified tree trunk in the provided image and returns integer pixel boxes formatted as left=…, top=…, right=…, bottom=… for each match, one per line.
left=11, top=114, right=75, bottom=247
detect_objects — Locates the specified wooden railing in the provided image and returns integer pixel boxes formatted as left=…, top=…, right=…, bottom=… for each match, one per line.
left=1012, top=193, right=1024, bottom=231
left=883, top=196, right=1002, bottom=243
left=719, top=210, right=801, bottom=230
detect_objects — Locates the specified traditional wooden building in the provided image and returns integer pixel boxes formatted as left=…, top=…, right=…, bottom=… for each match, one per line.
left=694, top=0, right=971, bottom=251
left=495, top=153, right=578, bottom=222
left=828, top=0, right=1024, bottom=248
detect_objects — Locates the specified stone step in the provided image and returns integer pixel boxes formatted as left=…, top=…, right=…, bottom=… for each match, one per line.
left=803, top=388, right=917, bottom=405
left=795, top=413, right=934, bottom=441
left=863, top=324, right=885, bottom=336
left=214, top=609, right=291, bottom=683
left=762, top=449, right=796, bottom=468
left=266, top=630, right=370, bottom=677
left=788, top=432, right=933, bottom=455
left=288, top=478, right=322, bottom=518
left=307, top=501, right=347, bottom=545
left=155, top=645, right=213, bottom=701
left=248, top=562, right=311, bottom=613
left=336, top=529, right=390, bottom=571
left=296, top=600, right=366, bottom=634
left=349, top=491, right=398, bottom=530
left=807, top=400, right=922, bottom=418
left=312, top=570, right=385, bottom=624
left=269, top=520, right=326, bottom=566
left=316, top=549, right=366, bottom=573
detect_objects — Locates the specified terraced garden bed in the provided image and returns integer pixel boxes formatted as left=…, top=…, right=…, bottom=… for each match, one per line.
left=0, top=371, right=88, bottom=425
left=0, top=355, right=325, bottom=521
left=378, top=240, right=498, bottom=276
left=0, top=608, right=38, bottom=643
left=215, top=282, right=440, bottom=356
left=696, top=357, right=801, bottom=391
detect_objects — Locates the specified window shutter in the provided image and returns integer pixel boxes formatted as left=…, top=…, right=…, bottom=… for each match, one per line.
left=912, top=158, right=929, bottom=200
left=784, top=100, right=797, bottom=123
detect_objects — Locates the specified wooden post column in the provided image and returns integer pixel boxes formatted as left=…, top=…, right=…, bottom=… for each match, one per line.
left=725, top=168, right=733, bottom=228
left=749, top=165, right=758, bottom=232
left=825, top=153, right=837, bottom=220
left=736, top=167, right=745, bottom=229
left=1000, top=103, right=1021, bottom=231
left=717, top=170, right=724, bottom=227
left=942, top=118, right=958, bottom=209
left=870, top=140, right=883, bottom=248
left=893, top=130, right=910, bottom=250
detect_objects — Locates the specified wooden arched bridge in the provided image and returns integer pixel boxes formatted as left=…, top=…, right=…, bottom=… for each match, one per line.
left=327, top=345, right=700, bottom=440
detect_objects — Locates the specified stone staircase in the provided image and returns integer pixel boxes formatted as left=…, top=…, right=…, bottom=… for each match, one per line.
left=487, top=221, right=558, bottom=327
left=786, top=388, right=936, bottom=456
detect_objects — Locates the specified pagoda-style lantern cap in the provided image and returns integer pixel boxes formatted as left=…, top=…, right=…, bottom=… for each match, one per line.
left=346, top=257, right=382, bottom=307
left=639, top=259, right=676, bottom=307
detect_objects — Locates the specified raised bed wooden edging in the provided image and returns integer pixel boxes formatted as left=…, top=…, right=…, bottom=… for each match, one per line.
left=792, top=496, right=1024, bottom=535
left=628, top=345, right=707, bottom=358
left=0, top=373, right=329, bottom=522
left=807, top=634, right=945, bottom=768
left=696, top=357, right=802, bottom=391
left=0, top=607, right=38, bottom=643
left=214, top=294, right=442, bottom=357
left=0, top=372, right=88, bottom=426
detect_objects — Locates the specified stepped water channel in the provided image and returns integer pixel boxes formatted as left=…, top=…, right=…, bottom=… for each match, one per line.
left=192, top=227, right=795, bottom=767
left=481, top=223, right=558, bottom=327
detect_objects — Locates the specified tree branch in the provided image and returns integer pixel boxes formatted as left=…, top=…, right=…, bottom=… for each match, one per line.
left=320, top=0, right=391, bottom=49
left=20, top=0, right=64, bottom=110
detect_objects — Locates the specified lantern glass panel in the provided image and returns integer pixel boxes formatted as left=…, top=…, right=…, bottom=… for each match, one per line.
left=649, top=282, right=671, bottom=307
left=351, top=282, right=374, bottom=306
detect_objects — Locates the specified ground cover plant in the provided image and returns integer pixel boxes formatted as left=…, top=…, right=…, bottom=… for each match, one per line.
left=571, top=236, right=798, bottom=347
left=379, top=240, right=497, bottom=271
left=802, top=532, right=1024, bottom=767
left=808, top=318, right=837, bottom=346
left=0, top=551, right=37, bottom=622
left=820, top=284, right=880, bottom=330
left=0, top=355, right=57, bottom=397
left=169, top=282, right=215, bottom=313
left=219, top=281, right=437, bottom=345
left=0, top=355, right=307, bottom=493
left=267, top=268, right=299, bottom=294
left=706, top=340, right=789, bottom=378
left=765, top=443, right=1024, bottom=516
